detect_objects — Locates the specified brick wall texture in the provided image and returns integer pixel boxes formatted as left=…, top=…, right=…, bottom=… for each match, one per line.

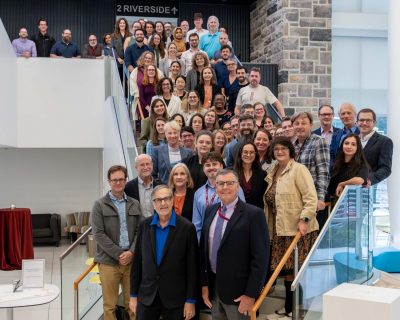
left=250, top=0, right=332, bottom=116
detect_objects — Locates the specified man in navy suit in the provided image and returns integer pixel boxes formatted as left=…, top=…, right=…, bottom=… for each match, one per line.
left=312, top=104, right=339, bottom=148
left=357, top=108, right=393, bottom=185
left=200, top=169, right=269, bottom=319
left=130, top=185, right=197, bottom=320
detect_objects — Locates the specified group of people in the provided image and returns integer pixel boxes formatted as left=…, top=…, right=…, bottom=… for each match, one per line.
left=91, top=92, right=393, bottom=319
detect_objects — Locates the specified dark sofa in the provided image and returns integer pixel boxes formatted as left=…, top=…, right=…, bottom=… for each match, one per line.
left=31, top=213, right=61, bottom=246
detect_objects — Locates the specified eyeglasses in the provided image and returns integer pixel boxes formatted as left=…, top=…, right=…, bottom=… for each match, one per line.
left=358, top=119, right=374, bottom=123
left=227, top=63, right=235, bottom=66
left=216, top=180, right=237, bottom=187
left=109, top=178, right=126, bottom=184
left=89, top=39, right=97, bottom=41
left=152, top=196, right=172, bottom=205
left=242, top=151, right=255, bottom=156
left=319, top=113, right=333, bottom=117
left=223, top=127, right=232, bottom=131
left=147, top=69, right=156, bottom=72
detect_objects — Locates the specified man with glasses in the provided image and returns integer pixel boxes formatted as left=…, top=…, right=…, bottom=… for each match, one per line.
left=313, top=104, right=339, bottom=147
left=130, top=185, right=197, bottom=320
left=200, top=169, right=269, bottom=319
left=226, top=114, right=256, bottom=167
left=193, top=152, right=245, bottom=241
left=82, top=34, right=104, bottom=59
left=30, top=18, right=55, bottom=57
left=181, top=33, right=207, bottom=75
left=91, top=165, right=142, bottom=320
left=357, top=108, right=393, bottom=185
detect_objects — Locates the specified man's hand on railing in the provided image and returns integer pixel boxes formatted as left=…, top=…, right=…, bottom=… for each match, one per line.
left=183, top=302, right=195, bottom=320
left=234, top=295, right=255, bottom=316
left=119, top=251, right=133, bottom=265
left=201, top=286, right=212, bottom=309
left=129, top=297, right=137, bottom=314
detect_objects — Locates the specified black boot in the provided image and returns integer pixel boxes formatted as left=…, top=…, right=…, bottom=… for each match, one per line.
left=284, top=280, right=293, bottom=315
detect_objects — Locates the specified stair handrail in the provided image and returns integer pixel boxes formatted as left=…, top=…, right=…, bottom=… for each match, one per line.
left=59, top=226, right=92, bottom=260
left=73, top=262, right=98, bottom=320
left=251, top=231, right=302, bottom=320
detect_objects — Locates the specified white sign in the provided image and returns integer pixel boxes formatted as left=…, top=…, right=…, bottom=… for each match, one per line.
left=22, top=259, right=45, bottom=288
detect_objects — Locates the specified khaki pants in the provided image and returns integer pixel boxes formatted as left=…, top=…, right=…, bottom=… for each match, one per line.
left=98, top=263, right=135, bottom=320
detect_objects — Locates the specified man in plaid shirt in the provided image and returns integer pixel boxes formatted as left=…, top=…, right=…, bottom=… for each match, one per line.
left=292, top=112, right=330, bottom=227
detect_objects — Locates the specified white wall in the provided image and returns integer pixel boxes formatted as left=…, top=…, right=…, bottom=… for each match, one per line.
left=0, top=19, right=17, bottom=147
left=16, top=58, right=105, bottom=148
left=0, top=148, right=103, bottom=230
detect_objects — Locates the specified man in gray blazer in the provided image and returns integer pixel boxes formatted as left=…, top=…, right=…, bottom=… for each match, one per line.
left=91, top=165, right=142, bottom=320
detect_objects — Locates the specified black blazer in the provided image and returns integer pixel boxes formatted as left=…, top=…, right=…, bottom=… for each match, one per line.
left=240, top=167, right=268, bottom=209
left=363, top=131, right=393, bottom=185
left=312, top=126, right=339, bottom=136
left=124, top=177, right=162, bottom=202
left=131, top=214, right=198, bottom=308
left=194, top=84, right=222, bottom=106
left=200, top=199, right=269, bottom=304
left=176, top=188, right=195, bottom=222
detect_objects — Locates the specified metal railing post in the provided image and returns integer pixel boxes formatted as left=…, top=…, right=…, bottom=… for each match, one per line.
left=74, top=288, right=79, bottom=320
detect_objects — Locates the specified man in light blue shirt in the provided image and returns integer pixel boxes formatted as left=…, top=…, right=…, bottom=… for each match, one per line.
left=192, top=152, right=245, bottom=241
left=12, top=27, right=37, bottom=57
left=199, top=15, right=221, bottom=59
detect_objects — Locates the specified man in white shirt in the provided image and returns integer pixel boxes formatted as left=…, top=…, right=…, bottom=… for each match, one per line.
left=181, top=33, right=206, bottom=75
left=235, top=67, right=285, bottom=117
left=186, top=12, right=208, bottom=42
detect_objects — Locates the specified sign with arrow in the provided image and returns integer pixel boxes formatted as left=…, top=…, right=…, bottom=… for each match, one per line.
left=116, top=0, right=179, bottom=18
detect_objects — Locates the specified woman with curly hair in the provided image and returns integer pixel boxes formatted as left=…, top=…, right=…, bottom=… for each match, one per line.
left=181, top=91, right=206, bottom=125
left=185, top=51, right=216, bottom=91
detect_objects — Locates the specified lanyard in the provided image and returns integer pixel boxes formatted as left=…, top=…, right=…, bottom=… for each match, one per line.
left=295, top=136, right=309, bottom=161
left=205, top=185, right=217, bottom=207
left=217, top=205, right=230, bottom=221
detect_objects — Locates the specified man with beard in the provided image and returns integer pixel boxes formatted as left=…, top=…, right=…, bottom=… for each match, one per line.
left=226, top=114, right=256, bottom=167
left=235, top=67, right=284, bottom=117
left=213, top=45, right=232, bottom=88
left=30, top=18, right=55, bottom=57
left=12, top=27, right=37, bottom=57
left=50, top=29, right=81, bottom=58
left=213, top=94, right=232, bottom=127
left=124, top=28, right=153, bottom=72
left=181, top=33, right=207, bottom=75
left=82, top=34, right=104, bottom=59
left=227, top=66, right=248, bottom=114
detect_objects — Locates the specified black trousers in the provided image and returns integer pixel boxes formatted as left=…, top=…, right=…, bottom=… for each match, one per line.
left=137, top=293, right=183, bottom=320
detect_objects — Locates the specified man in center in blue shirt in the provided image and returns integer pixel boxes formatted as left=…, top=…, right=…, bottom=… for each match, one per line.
left=130, top=185, right=197, bottom=320
left=192, top=152, right=245, bottom=241
left=199, top=15, right=221, bottom=59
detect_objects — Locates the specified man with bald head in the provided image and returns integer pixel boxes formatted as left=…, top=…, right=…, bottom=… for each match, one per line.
left=329, top=102, right=360, bottom=168
left=125, top=154, right=162, bottom=218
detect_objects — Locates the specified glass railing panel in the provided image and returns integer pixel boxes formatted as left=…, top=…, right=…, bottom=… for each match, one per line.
left=371, top=179, right=390, bottom=247
left=60, top=230, right=94, bottom=320
left=291, top=185, right=373, bottom=320
left=106, top=55, right=138, bottom=180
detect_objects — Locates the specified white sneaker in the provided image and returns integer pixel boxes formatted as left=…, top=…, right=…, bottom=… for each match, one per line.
left=266, top=308, right=291, bottom=319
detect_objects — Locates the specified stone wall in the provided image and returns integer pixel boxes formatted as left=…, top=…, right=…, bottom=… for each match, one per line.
left=250, top=0, right=332, bottom=116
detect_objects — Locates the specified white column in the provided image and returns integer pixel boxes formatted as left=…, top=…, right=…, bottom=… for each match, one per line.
left=388, top=0, right=400, bottom=246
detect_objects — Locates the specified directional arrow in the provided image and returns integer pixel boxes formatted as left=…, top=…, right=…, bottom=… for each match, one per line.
left=171, top=7, right=178, bottom=15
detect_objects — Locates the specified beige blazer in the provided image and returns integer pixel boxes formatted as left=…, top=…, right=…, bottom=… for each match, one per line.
left=264, top=159, right=319, bottom=237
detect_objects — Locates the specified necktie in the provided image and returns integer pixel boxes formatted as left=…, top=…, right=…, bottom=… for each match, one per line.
left=210, top=205, right=227, bottom=272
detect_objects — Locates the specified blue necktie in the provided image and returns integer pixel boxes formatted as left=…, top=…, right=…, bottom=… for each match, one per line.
left=210, top=206, right=227, bottom=272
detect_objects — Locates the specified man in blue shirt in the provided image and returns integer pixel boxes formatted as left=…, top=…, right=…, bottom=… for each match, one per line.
left=130, top=185, right=197, bottom=320
left=199, top=16, right=221, bottom=59
left=124, top=29, right=153, bottom=73
left=192, top=152, right=245, bottom=241
left=50, top=29, right=81, bottom=58
left=90, top=165, right=142, bottom=320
